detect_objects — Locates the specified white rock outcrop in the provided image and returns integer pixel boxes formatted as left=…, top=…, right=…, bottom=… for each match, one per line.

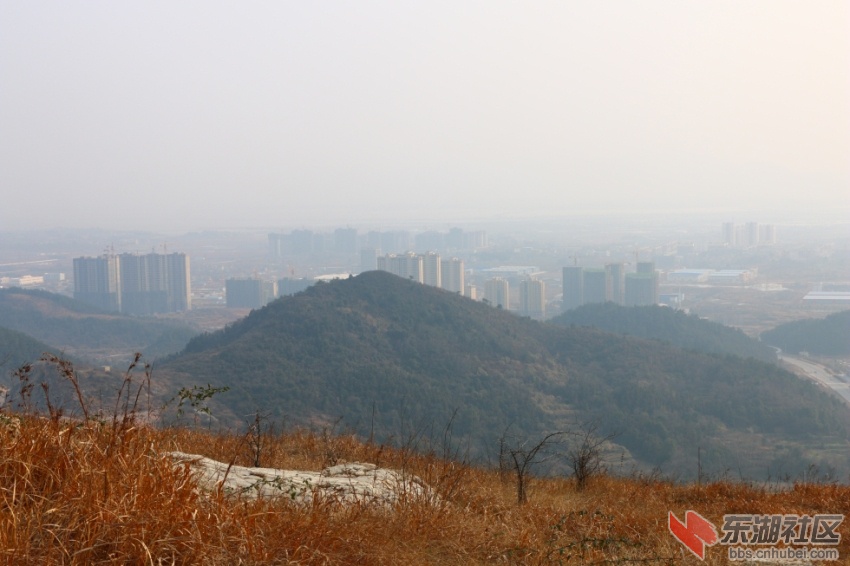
left=168, top=452, right=434, bottom=506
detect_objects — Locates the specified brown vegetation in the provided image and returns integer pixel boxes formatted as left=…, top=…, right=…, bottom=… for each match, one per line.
left=3, top=406, right=850, bottom=565
left=1, top=353, right=847, bottom=564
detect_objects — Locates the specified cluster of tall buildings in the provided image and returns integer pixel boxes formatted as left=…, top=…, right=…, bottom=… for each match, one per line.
left=563, top=262, right=657, bottom=311
left=373, top=254, right=549, bottom=319
left=376, top=252, right=466, bottom=295
left=268, top=228, right=360, bottom=257
left=73, top=253, right=191, bottom=315
left=269, top=227, right=488, bottom=260
left=721, top=222, right=777, bottom=248
left=224, top=275, right=338, bottom=309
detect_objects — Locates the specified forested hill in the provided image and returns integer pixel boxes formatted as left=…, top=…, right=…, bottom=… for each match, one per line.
left=0, top=325, right=67, bottom=370
left=549, top=302, right=777, bottom=363
left=0, top=287, right=197, bottom=364
left=159, top=271, right=850, bottom=479
left=761, top=310, right=850, bottom=356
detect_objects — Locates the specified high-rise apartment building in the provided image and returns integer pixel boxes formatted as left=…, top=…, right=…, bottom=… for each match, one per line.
left=562, top=266, right=583, bottom=312
left=375, top=252, right=463, bottom=294
left=722, top=222, right=736, bottom=246
left=414, top=231, right=445, bottom=252
left=463, top=230, right=488, bottom=250
left=164, top=253, right=191, bottom=312
left=73, top=255, right=122, bottom=312
left=485, top=277, right=510, bottom=309
left=334, top=228, right=358, bottom=255
left=226, top=278, right=277, bottom=308
left=625, top=262, right=658, bottom=307
left=440, top=257, right=465, bottom=295
left=745, top=222, right=760, bottom=248
left=139, top=255, right=166, bottom=311
left=636, top=261, right=656, bottom=275
left=277, top=277, right=313, bottom=297
left=377, top=253, right=424, bottom=283
left=759, top=224, right=777, bottom=245
left=624, top=274, right=657, bottom=306
left=519, top=279, right=546, bottom=319
left=118, top=253, right=190, bottom=315
left=268, top=233, right=284, bottom=259
left=582, top=268, right=610, bottom=304
left=721, top=222, right=776, bottom=248
left=607, top=263, right=625, bottom=305
left=422, top=252, right=442, bottom=288
left=378, top=231, right=411, bottom=254
left=360, top=248, right=378, bottom=273
left=73, top=252, right=190, bottom=315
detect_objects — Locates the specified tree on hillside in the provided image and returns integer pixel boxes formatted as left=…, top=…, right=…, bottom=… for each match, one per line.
left=499, top=427, right=567, bottom=505
left=568, top=422, right=616, bottom=491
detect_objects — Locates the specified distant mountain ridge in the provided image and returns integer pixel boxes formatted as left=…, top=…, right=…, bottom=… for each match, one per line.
left=159, top=271, right=850, bottom=479
left=0, top=287, right=197, bottom=364
left=549, top=302, right=777, bottom=363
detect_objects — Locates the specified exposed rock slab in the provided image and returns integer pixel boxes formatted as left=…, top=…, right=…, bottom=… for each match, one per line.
left=168, top=452, right=433, bottom=505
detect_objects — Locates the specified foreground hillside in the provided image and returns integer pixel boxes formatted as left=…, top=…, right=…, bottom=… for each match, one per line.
left=549, top=302, right=777, bottom=363
left=159, top=271, right=850, bottom=479
left=0, top=287, right=197, bottom=363
left=2, top=407, right=849, bottom=565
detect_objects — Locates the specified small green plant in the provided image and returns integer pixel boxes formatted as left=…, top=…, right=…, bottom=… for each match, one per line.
left=171, top=384, right=230, bottom=419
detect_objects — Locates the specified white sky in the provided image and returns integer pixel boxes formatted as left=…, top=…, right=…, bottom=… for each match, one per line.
left=1, top=1, right=848, bottom=231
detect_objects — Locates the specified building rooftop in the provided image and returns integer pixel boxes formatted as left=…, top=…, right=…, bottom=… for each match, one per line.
left=802, top=292, right=850, bottom=301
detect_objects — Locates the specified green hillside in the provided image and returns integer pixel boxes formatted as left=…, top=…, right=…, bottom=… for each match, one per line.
left=159, top=271, right=850, bottom=479
left=550, top=302, right=777, bottom=363
left=761, top=310, right=850, bottom=356
left=0, top=287, right=197, bottom=364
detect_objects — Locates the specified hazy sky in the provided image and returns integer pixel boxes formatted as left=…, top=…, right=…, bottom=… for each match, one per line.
left=2, top=1, right=848, bottom=232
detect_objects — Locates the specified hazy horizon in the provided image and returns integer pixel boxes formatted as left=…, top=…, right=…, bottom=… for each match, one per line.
left=2, top=1, right=848, bottom=232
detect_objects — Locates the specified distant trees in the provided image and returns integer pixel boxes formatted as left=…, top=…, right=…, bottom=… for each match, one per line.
left=761, top=310, right=850, bottom=356
left=158, top=271, right=850, bottom=480
left=550, top=302, right=777, bottom=363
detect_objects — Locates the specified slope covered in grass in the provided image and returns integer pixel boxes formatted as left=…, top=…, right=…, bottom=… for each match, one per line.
left=2, top=405, right=850, bottom=565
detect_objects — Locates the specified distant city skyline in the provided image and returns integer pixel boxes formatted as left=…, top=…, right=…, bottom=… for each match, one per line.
left=1, top=2, right=847, bottom=232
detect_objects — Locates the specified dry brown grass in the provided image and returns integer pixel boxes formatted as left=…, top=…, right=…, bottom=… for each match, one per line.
left=3, top=407, right=850, bottom=565
left=1, top=354, right=848, bottom=565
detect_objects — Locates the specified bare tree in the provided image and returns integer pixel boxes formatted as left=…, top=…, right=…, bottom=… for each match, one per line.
left=246, top=409, right=273, bottom=467
left=499, top=426, right=568, bottom=505
left=568, top=421, right=616, bottom=491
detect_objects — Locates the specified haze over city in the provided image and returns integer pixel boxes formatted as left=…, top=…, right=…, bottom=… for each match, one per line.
left=3, top=5, right=850, bottom=560
left=2, top=1, right=848, bottom=232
